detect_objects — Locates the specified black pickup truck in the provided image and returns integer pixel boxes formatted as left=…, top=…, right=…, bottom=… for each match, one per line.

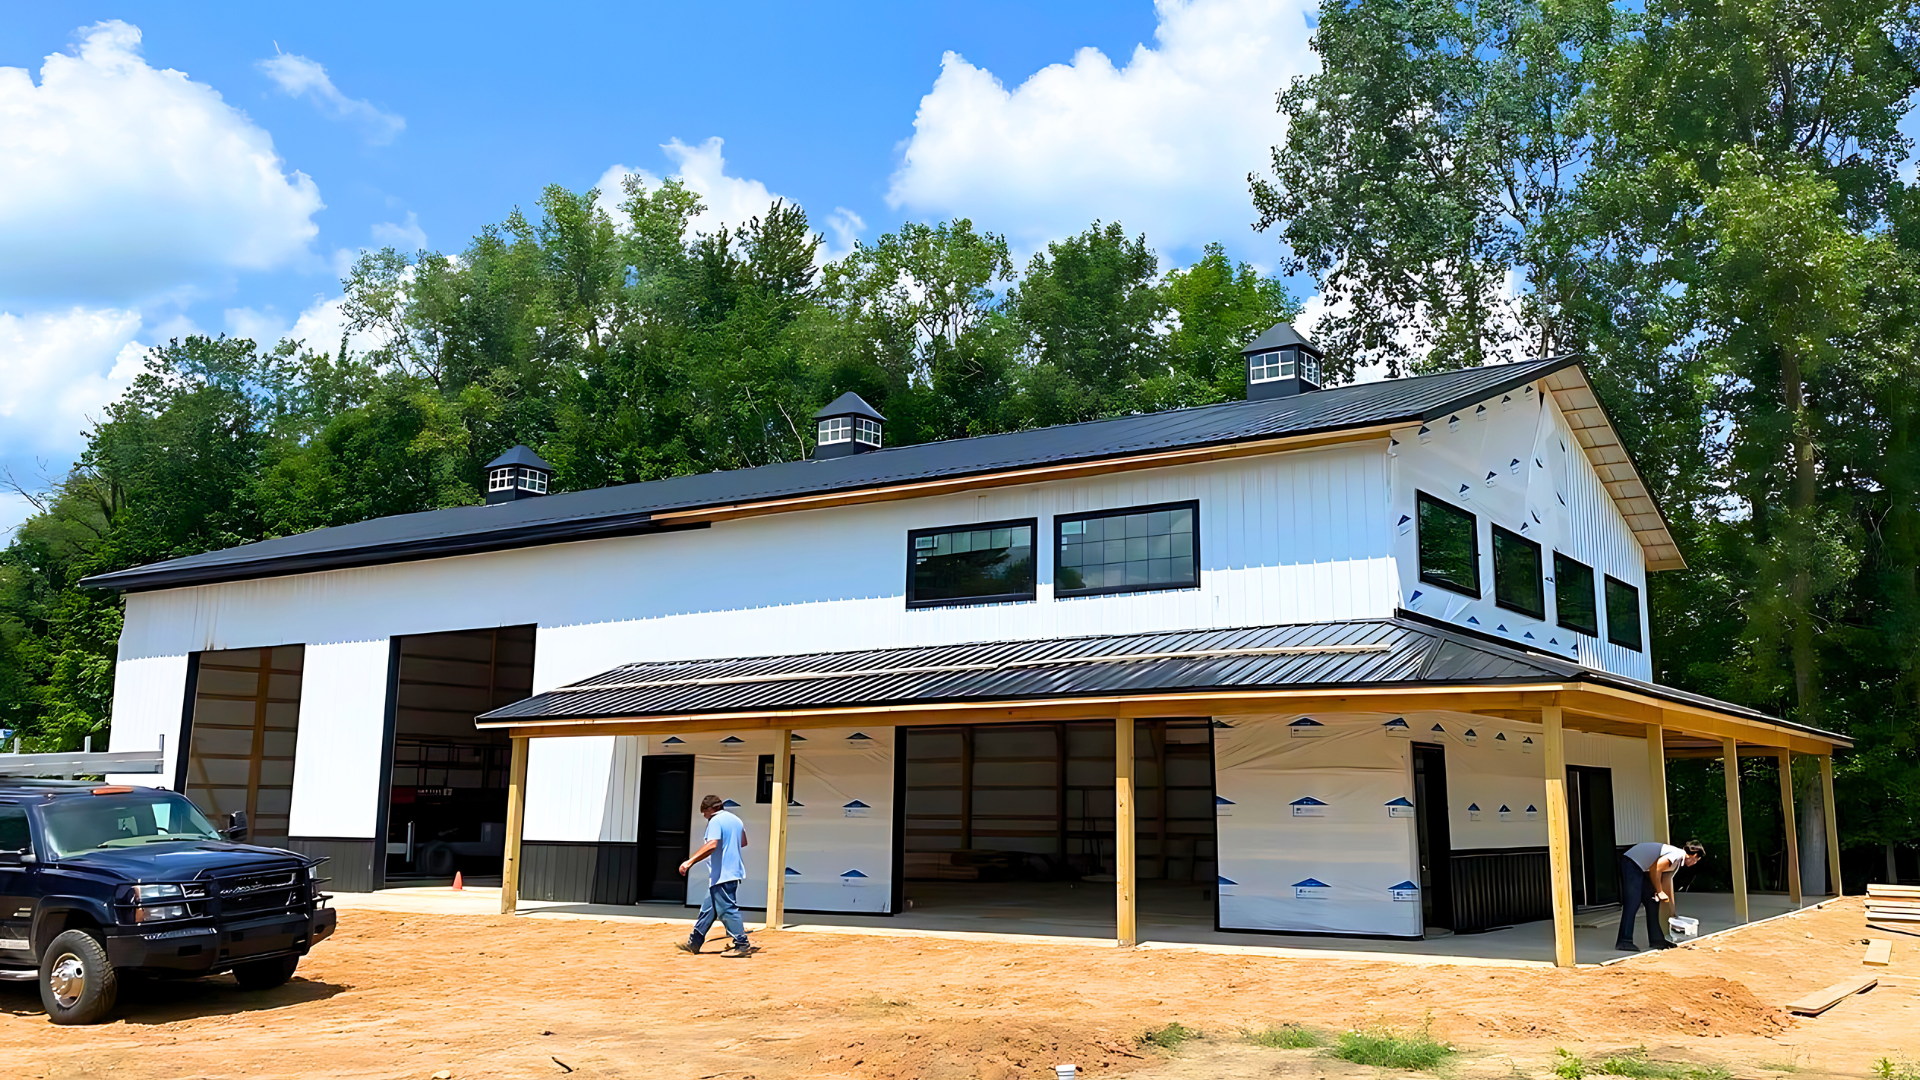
left=0, top=781, right=336, bottom=1024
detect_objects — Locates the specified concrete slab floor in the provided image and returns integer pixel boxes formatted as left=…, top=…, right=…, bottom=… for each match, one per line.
left=329, top=880, right=1835, bottom=968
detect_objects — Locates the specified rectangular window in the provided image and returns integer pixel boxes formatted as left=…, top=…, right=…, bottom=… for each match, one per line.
left=518, top=468, right=547, bottom=493
left=1249, top=349, right=1293, bottom=383
left=1604, top=575, right=1643, bottom=651
left=1554, top=553, right=1599, bottom=636
left=907, top=518, right=1038, bottom=607
left=488, top=467, right=516, bottom=492
left=1491, top=525, right=1544, bottom=619
left=0, top=803, right=28, bottom=853
left=1416, top=491, right=1480, bottom=597
left=855, top=417, right=882, bottom=446
left=819, top=417, right=851, bottom=444
left=1055, top=500, right=1200, bottom=597
left=756, top=754, right=796, bottom=804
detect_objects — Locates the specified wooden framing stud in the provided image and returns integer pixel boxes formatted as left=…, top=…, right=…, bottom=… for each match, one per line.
left=765, top=729, right=792, bottom=931
left=501, top=735, right=529, bottom=915
left=1724, top=737, right=1749, bottom=923
left=1115, top=717, right=1138, bottom=948
left=1647, top=724, right=1670, bottom=841
left=1542, top=705, right=1576, bottom=968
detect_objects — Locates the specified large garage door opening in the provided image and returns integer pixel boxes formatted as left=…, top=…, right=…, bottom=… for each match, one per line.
left=182, top=645, right=306, bottom=845
left=385, top=626, right=534, bottom=884
left=900, top=719, right=1216, bottom=936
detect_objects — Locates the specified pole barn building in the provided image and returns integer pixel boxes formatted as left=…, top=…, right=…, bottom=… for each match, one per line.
left=85, top=327, right=1848, bottom=966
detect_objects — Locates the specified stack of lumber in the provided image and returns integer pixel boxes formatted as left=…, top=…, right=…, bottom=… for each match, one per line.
left=1866, top=884, right=1920, bottom=932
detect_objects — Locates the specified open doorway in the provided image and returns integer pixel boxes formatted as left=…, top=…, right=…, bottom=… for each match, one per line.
left=182, top=645, right=305, bottom=845
left=898, top=719, right=1216, bottom=935
left=1411, top=742, right=1454, bottom=932
left=384, top=626, right=534, bottom=884
left=635, top=755, right=695, bottom=902
left=1567, top=765, right=1618, bottom=906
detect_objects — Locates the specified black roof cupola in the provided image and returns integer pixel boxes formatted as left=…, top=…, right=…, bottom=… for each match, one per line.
left=485, top=445, right=555, bottom=504
left=1241, top=322, right=1325, bottom=400
left=812, top=392, right=885, bottom=459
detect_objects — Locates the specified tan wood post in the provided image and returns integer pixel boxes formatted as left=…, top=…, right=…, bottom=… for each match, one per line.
left=1723, top=738, right=1749, bottom=923
left=1647, top=723, right=1674, bottom=929
left=1777, top=751, right=1802, bottom=906
left=1820, top=754, right=1843, bottom=897
left=1647, top=724, right=1670, bottom=841
left=1542, top=705, right=1576, bottom=968
left=765, top=729, right=792, bottom=930
left=1115, top=717, right=1137, bottom=948
left=501, top=735, right=529, bottom=915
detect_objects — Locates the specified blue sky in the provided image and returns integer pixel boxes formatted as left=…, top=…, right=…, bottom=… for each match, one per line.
left=0, top=1, right=1320, bottom=533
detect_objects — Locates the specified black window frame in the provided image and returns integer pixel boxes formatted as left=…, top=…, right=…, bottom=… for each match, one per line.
left=1490, top=524, right=1545, bottom=620
left=1415, top=491, right=1481, bottom=598
left=756, top=754, right=797, bottom=804
left=1553, top=552, right=1599, bottom=636
left=1053, top=499, right=1202, bottom=599
left=1604, top=574, right=1644, bottom=652
left=904, top=517, right=1040, bottom=609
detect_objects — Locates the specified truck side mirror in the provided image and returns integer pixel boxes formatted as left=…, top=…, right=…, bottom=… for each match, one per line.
left=0, top=848, right=28, bottom=867
left=224, top=811, right=248, bottom=842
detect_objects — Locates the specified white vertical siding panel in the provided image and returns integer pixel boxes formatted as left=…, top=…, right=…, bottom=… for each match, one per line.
left=104, top=652, right=189, bottom=788
left=287, top=639, right=392, bottom=838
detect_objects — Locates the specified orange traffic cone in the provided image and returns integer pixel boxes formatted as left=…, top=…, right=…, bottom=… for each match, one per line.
left=450, top=871, right=464, bottom=891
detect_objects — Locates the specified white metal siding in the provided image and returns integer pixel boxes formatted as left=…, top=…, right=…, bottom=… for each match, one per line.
left=104, top=653, right=189, bottom=787
left=286, top=639, right=393, bottom=839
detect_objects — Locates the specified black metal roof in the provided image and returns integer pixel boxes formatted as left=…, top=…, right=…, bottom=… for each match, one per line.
left=486, top=445, right=555, bottom=471
left=813, top=391, right=886, bottom=421
left=1241, top=321, right=1322, bottom=355
left=475, top=614, right=1848, bottom=747
left=83, top=356, right=1578, bottom=593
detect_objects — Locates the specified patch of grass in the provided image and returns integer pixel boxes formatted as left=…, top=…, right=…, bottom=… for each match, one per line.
left=853, top=993, right=911, bottom=1011
left=1249, top=1024, right=1327, bottom=1049
left=1555, top=1050, right=1589, bottom=1080
left=1874, top=1059, right=1920, bottom=1080
left=1330, top=1020, right=1455, bottom=1071
left=1139, top=1022, right=1203, bottom=1050
left=1558, top=1047, right=1731, bottom=1080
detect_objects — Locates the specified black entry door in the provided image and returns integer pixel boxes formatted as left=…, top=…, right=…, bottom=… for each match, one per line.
left=1567, top=765, right=1618, bottom=906
left=1411, top=743, right=1454, bottom=930
left=636, top=755, right=696, bottom=902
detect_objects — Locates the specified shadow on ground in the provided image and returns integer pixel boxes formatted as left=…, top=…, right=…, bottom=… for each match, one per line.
left=0, top=974, right=346, bottom=1024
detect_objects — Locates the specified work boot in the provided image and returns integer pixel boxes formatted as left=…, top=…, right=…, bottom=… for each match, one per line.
left=674, top=939, right=701, bottom=954
left=1614, top=940, right=1639, bottom=952
left=1652, top=938, right=1679, bottom=950
left=720, top=945, right=751, bottom=958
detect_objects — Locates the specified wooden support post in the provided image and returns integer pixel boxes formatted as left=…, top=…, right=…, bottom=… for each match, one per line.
left=1648, top=723, right=1674, bottom=929
left=765, top=728, right=792, bottom=931
left=1542, top=705, right=1576, bottom=968
left=1723, top=737, right=1749, bottom=924
left=1115, top=717, right=1137, bottom=948
left=1821, top=754, right=1843, bottom=897
left=500, top=735, right=529, bottom=915
left=1777, top=751, right=1802, bottom=906
left=1647, top=724, right=1670, bottom=841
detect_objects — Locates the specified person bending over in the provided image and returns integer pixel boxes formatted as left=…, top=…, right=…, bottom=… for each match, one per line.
left=1617, top=839, right=1703, bottom=952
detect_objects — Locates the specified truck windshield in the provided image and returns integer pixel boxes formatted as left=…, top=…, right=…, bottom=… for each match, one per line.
left=40, top=792, right=223, bottom=859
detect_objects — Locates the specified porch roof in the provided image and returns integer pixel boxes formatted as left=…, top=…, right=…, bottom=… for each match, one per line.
left=476, top=615, right=1847, bottom=754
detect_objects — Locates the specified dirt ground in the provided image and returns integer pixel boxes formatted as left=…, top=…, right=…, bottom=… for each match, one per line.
left=1, top=898, right=1914, bottom=1080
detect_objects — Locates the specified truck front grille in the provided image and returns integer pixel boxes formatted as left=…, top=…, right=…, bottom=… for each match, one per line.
left=215, top=869, right=308, bottom=920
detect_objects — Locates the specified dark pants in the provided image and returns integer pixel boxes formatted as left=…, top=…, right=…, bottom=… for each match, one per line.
left=690, top=879, right=750, bottom=950
left=1616, top=853, right=1667, bottom=948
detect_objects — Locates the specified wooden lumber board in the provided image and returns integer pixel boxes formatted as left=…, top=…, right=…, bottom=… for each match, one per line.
left=1784, top=976, right=1878, bottom=1016
left=1863, top=909, right=1920, bottom=922
left=1867, top=884, right=1920, bottom=898
left=1864, top=939, right=1893, bottom=966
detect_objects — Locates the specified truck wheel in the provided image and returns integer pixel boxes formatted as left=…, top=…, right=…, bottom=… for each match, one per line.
left=232, top=954, right=299, bottom=990
left=39, top=929, right=118, bottom=1025
left=419, top=842, right=457, bottom=877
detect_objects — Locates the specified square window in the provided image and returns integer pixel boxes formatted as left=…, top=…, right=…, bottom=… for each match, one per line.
left=1054, top=500, right=1201, bottom=597
left=1492, top=525, right=1544, bottom=619
left=1416, top=492, right=1480, bottom=597
left=1554, top=553, right=1599, bottom=636
left=906, top=518, right=1039, bottom=608
left=1605, top=575, right=1643, bottom=651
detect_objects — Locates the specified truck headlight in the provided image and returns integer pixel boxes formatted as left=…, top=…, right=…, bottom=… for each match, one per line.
left=135, top=883, right=183, bottom=901
left=134, top=903, right=189, bottom=922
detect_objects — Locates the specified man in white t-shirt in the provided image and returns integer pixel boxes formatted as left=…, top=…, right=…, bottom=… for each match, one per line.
left=1616, top=840, right=1704, bottom=951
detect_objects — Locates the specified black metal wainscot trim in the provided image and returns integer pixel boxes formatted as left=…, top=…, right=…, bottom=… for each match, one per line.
left=520, top=841, right=641, bottom=906
left=285, top=838, right=380, bottom=894
left=1448, top=846, right=1552, bottom=933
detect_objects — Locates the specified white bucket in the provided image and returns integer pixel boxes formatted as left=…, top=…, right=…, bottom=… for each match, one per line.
left=1056, top=1067, right=1078, bottom=1080
left=1668, top=915, right=1700, bottom=938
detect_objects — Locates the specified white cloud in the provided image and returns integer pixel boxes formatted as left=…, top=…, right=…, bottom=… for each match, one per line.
left=887, top=0, right=1316, bottom=257
left=595, top=137, right=863, bottom=258
left=0, top=307, right=145, bottom=455
left=257, top=48, right=405, bottom=144
left=371, top=211, right=428, bottom=251
left=0, top=21, right=324, bottom=304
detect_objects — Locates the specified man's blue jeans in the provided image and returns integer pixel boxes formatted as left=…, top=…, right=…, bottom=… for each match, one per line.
left=691, top=879, right=750, bottom=950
